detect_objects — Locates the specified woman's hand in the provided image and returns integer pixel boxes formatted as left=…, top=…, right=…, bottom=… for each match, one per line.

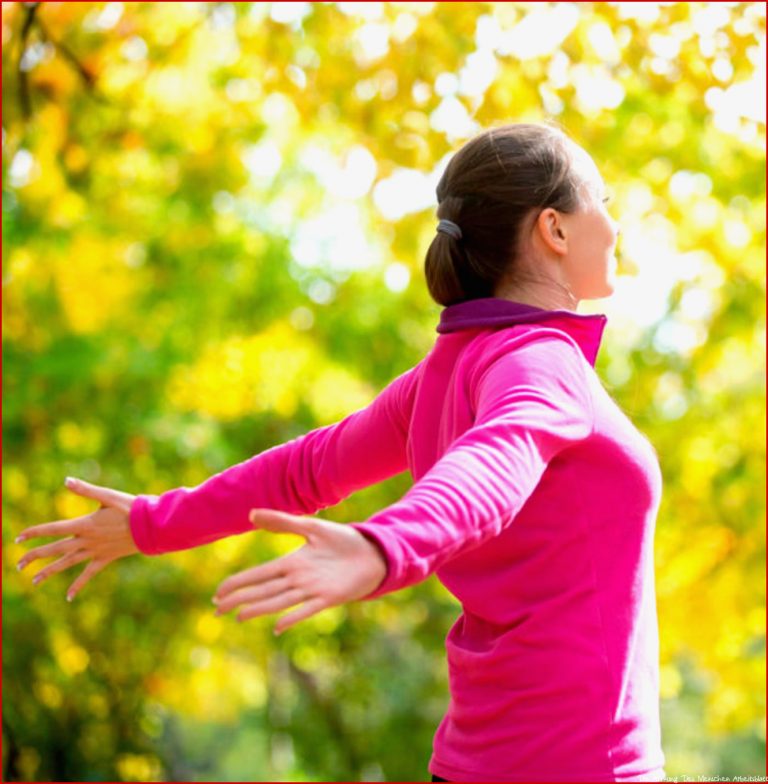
left=212, top=508, right=387, bottom=635
left=15, top=477, right=140, bottom=602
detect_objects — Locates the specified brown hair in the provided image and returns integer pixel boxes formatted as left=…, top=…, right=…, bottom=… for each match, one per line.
left=424, top=121, right=587, bottom=306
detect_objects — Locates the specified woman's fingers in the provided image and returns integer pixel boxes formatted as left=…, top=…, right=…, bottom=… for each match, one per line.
left=64, top=477, right=128, bottom=508
left=16, top=514, right=91, bottom=544
left=215, top=575, right=292, bottom=615
left=274, top=597, right=329, bottom=636
left=236, top=588, right=308, bottom=623
left=213, top=556, right=289, bottom=602
left=17, top=536, right=81, bottom=571
left=66, top=559, right=108, bottom=602
left=213, top=511, right=368, bottom=634
left=211, top=507, right=326, bottom=605
left=30, top=548, right=90, bottom=586
left=248, top=508, right=319, bottom=539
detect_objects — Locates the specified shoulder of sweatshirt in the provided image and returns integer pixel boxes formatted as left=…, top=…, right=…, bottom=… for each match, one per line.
left=380, top=354, right=429, bottom=427
left=460, top=325, right=596, bottom=427
left=462, top=323, right=593, bottom=387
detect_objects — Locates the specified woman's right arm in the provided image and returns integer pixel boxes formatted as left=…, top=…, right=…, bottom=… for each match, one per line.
left=128, top=360, right=423, bottom=556
left=15, top=360, right=422, bottom=598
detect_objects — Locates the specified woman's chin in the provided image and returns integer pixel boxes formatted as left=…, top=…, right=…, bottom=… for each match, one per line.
left=591, top=278, right=615, bottom=300
left=603, top=264, right=618, bottom=295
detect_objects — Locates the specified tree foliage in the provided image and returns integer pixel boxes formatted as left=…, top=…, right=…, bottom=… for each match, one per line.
left=3, top=2, right=765, bottom=781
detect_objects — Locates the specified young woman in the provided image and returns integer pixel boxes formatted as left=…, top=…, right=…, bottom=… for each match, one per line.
left=16, top=122, right=666, bottom=782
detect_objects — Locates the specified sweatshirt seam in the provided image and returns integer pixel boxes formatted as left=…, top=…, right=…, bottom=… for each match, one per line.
left=576, top=477, right=618, bottom=777
left=583, top=357, right=597, bottom=439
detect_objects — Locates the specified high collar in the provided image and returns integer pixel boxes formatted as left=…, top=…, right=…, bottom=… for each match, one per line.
left=436, top=297, right=608, bottom=367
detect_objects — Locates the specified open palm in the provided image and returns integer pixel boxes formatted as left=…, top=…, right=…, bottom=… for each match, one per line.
left=212, top=508, right=387, bottom=635
left=15, top=478, right=140, bottom=601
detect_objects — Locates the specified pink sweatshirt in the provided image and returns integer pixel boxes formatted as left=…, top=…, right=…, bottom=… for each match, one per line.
left=129, top=297, right=666, bottom=782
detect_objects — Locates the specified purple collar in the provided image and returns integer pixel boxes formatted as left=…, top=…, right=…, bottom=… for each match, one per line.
left=436, top=297, right=608, bottom=367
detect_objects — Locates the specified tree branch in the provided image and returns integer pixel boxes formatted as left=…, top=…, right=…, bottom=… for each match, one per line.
left=17, top=2, right=39, bottom=120
left=287, top=657, right=365, bottom=776
left=35, top=14, right=99, bottom=93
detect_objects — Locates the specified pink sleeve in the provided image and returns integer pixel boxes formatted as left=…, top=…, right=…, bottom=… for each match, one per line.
left=129, top=362, right=422, bottom=555
left=350, top=335, right=594, bottom=598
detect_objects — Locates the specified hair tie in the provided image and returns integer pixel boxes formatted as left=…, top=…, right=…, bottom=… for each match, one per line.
left=437, top=219, right=463, bottom=240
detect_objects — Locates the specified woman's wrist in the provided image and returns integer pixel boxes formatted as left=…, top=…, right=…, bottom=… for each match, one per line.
left=355, top=528, right=389, bottom=594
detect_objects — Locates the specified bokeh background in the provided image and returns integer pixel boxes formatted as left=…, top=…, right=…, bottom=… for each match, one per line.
left=2, top=2, right=765, bottom=782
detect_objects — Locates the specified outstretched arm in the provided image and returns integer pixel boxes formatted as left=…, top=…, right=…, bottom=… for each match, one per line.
left=128, top=360, right=423, bottom=555
left=350, top=334, right=594, bottom=598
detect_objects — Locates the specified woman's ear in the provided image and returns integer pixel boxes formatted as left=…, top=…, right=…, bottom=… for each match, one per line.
left=535, top=208, right=568, bottom=255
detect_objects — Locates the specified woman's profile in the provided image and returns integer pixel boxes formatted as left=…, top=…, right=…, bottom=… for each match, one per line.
left=16, top=121, right=666, bottom=782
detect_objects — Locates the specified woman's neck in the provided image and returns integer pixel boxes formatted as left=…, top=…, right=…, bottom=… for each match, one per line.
left=493, top=276, right=580, bottom=313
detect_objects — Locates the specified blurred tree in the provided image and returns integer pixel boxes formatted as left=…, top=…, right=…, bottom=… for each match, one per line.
left=2, top=2, right=765, bottom=781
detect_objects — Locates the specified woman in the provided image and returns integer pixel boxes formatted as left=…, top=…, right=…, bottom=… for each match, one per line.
left=16, top=122, right=666, bottom=782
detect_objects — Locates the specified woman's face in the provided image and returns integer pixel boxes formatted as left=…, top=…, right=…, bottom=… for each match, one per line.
left=559, top=142, right=621, bottom=300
